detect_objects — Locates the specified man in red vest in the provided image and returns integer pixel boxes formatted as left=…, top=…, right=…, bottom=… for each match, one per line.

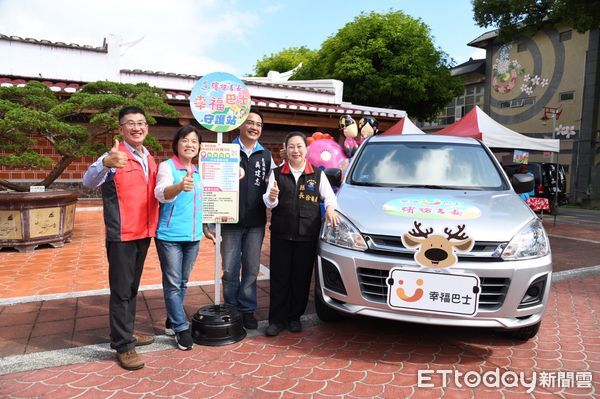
left=83, top=106, right=158, bottom=370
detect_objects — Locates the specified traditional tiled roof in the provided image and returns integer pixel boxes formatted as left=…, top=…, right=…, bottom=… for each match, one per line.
left=467, top=30, right=498, bottom=48
left=450, top=58, right=486, bottom=77
left=121, top=69, right=333, bottom=94
left=0, top=33, right=404, bottom=118
left=0, top=34, right=107, bottom=52
left=0, top=77, right=82, bottom=93
left=0, top=76, right=402, bottom=118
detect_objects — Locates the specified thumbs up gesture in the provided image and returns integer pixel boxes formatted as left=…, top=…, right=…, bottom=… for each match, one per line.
left=269, top=180, right=279, bottom=202
left=180, top=169, right=194, bottom=192
left=103, top=139, right=128, bottom=168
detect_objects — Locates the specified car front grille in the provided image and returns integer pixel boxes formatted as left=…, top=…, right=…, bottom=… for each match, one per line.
left=365, top=234, right=506, bottom=261
left=357, top=268, right=509, bottom=310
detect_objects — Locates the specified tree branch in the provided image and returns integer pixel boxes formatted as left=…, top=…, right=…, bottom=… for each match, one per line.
left=88, top=127, right=114, bottom=143
left=0, top=179, right=28, bottom=192
left=39, top=155, right=75, bottom=187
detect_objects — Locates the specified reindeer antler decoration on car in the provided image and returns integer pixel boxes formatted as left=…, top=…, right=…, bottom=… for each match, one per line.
left=401, top=221, right=474, bottom=269
left=444, top=224, right=469, bottom=240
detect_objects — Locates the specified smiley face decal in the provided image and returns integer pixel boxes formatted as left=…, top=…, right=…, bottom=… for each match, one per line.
left=395, top=278, right=424, bottom=302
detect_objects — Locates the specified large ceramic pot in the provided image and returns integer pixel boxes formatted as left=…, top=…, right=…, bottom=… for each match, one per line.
left=0, top=190, right=79, bottom=252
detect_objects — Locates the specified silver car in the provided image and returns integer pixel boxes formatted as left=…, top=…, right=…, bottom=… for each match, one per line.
left=316, top=134, right=551, bottom=340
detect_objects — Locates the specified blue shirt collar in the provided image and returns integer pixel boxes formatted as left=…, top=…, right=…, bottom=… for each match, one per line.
left=123, top=141, right=149, bottom=158
left=233, top=136, right=265, bottom=154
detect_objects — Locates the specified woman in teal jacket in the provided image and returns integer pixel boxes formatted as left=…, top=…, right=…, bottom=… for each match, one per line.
left=154, top=126, right=214, bottom=350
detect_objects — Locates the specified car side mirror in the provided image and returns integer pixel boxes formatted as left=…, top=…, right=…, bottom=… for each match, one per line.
left=324, top=168, right=342, bottom=188
left=511, top=173, right=535, bottom=194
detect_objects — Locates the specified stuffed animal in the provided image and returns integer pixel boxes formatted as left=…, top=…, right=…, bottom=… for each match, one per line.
left=339, top=115, right=359, bottom=158
left=358, top=116, right=379, bottom=144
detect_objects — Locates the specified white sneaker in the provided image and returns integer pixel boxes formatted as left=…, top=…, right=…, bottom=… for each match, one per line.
left=175, top=329, right=194, bottom=351
left=165, top=319, right=175, bottom=336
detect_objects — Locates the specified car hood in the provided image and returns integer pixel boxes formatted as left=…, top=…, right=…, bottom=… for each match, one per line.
left=336, top=185, right=536, bottom=242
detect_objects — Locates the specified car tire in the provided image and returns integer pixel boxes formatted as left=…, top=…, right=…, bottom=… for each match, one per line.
left=508, top=321, right=541, bottom=341
left=314, top=287, right=345, bottom=322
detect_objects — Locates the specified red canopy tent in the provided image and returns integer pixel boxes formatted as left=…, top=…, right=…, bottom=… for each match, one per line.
left=381, top=116, right=425, bottom=135
left=436, top=106, right=559, bottom=152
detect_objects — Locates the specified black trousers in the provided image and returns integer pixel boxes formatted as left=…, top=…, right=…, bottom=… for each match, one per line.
left=268, top=237, right=318, bottom=324
left=107, top=238, right=151, bottom=353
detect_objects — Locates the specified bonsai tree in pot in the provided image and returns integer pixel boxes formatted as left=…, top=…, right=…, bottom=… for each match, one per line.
left=0, top=81, right=179, bottom=251
left=0, top=80, right=179, bottom=191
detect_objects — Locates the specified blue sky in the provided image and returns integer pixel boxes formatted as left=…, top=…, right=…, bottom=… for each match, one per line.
left=0, top=0, right=488, bottom=77
left=230, top=0, right=488, bottom=75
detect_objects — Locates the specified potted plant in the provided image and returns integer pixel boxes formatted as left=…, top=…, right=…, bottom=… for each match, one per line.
left=0, top=81, right=179, bottom=251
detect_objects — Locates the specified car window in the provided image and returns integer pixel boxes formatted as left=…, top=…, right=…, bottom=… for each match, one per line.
left=350, top=142, right=507, bottom=190
left=502, top=164, right=542, bottom=184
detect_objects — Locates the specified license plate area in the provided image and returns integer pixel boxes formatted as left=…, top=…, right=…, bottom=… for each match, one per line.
left=386, top=268, right=480, bottom=316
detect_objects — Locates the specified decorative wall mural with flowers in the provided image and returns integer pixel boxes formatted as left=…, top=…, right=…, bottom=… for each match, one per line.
left=555, top=124, right=577, bottom=139
left=492, top=44, right=548, bottom=96
left=492, top=45, right=523, bottom=94
left=521, top=74, right=549, bottom=95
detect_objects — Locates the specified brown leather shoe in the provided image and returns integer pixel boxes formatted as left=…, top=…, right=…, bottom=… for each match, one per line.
left=116, top=349, right=144, bottom=370
left=133, top=334, right=155, bottom=346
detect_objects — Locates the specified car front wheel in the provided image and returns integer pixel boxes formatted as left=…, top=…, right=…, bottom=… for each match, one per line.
left=314, top=287, right=345, bottom=322
left=507, top=321, right=541, bottom=341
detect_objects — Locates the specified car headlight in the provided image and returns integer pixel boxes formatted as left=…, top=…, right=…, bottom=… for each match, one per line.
left=501, top=219, right=550, bottom=260
left=321, top=211, right=368, bottom=251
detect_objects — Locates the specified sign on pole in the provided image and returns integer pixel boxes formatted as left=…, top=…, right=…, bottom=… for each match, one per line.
left=200, top=143, right=241, bottom=223
left=190, top=72, right=252, bottom=132
left=189, top=72, right=252, bottom=307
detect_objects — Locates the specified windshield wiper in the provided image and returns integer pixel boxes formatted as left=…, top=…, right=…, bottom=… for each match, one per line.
left=351, top=181, right=389, bottom=187
left=351, top=182, right=484, bottom=190
left=396, top=184, right=448, bottom=189
left=399, top=184, right=487, bottom=191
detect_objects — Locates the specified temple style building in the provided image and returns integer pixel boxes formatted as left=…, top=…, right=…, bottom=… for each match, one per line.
left=0, top=34, right=404, bottom=185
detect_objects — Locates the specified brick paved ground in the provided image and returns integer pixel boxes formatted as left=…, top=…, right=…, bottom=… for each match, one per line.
left=0, top=204, right=598, bottom=398
left=0, top=275, right=598, bottom=398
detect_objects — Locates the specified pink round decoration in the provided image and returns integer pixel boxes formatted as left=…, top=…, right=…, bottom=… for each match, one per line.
left=307, top=139, right=347, bottom=169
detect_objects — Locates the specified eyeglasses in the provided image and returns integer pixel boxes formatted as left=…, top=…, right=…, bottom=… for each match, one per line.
left=244, top=120, right=263, bottom=129
left=120, top=121, right=148, bottom=129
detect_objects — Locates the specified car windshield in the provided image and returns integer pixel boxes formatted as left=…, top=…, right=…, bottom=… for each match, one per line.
left=349, top=141, right=507, bottom=190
